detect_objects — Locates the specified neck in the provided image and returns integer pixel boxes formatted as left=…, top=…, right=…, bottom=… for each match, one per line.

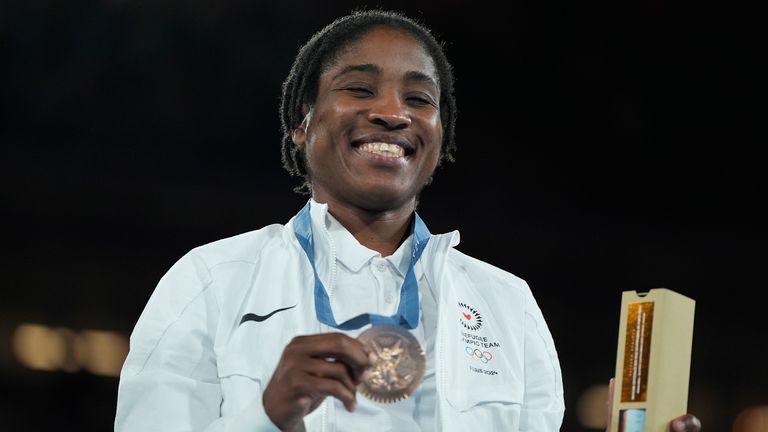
left=313, top=195, right=415, bottom=256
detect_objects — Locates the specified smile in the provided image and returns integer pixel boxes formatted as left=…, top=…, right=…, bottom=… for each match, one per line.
left=358, top=142, right=405, bottom=158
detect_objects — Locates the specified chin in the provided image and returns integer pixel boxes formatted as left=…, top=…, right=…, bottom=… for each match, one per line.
left=355, top=187, right=416, bottom=212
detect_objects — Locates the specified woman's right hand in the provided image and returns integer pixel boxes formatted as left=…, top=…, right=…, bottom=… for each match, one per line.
left=262, top=333, right=373, bottom=431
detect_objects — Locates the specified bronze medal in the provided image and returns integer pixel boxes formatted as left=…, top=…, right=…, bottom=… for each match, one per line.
left=357, top=324, right=425, bottom=403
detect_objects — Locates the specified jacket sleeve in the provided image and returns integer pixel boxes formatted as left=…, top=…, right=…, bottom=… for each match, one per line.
left=520, top=286, right=565, bottom=431
left=114, top=252, right=279, bottom=432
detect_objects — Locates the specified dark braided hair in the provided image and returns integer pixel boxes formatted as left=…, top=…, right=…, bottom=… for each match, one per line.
left=279, top=9, right=458, bottom=194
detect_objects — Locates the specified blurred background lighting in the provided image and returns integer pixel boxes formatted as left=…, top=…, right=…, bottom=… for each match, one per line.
left=12, top=324, right=67, bottom=371
left=576, top=384, right=610, bottom=430
left=11, top=323, right=128, bottom=377
left=733, top=406, right=768, bottom=432
left=75, top=329, right=129, bottom=377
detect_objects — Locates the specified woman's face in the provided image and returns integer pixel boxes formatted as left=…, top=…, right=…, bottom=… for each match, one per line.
left=292, top=26, right=443, bottom=212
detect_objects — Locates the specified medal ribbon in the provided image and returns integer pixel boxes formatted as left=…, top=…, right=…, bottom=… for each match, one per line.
left=293, top=201, right=430, bottom=330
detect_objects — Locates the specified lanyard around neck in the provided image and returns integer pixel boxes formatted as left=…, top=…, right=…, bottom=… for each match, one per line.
left=293, top=201, right=430, bottom=330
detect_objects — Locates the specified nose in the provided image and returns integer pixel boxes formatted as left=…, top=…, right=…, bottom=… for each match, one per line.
left=367, top=92, right=411, bottom=130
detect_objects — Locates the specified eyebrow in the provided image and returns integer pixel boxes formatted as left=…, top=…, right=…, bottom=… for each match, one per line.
left=332, top=63, right=439, bottom=89
left=332, top=63, right=380, bottom=80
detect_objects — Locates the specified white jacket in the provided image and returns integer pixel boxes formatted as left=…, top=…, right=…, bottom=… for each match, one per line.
left=115, top=214, right=565, bottom=431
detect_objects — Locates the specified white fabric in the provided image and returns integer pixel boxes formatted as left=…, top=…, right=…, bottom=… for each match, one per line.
left=115, top=200, right=565, bottom=432
left=308, top=200, right=436, bottom=432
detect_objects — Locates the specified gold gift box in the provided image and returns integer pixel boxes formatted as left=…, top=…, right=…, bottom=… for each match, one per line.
left=609, top=288, right=696, bottom=432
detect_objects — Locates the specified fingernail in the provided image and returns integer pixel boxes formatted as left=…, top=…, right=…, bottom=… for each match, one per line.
left=368, top=352, right=378, bottom=364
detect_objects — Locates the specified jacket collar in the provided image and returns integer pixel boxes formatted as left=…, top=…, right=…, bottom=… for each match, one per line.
left=308, top=199, right=412, bottom=277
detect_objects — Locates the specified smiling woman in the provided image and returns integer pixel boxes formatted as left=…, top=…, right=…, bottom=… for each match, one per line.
left=291, top=26, right=443, bottom=244
left=112, top=9, right=699, bottom=432
left=279, top=11, right=458, bottom=199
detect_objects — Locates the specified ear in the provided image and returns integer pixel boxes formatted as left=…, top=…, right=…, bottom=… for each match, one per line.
left=291, top=123, right=306, bottom=146
left=291, top=105, right=312, bottom=147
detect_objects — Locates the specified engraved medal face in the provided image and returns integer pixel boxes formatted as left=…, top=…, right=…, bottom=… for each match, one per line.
left=357, top=324, right=425, bottom=403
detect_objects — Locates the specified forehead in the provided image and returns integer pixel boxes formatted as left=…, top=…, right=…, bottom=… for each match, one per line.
left=325, top=26, right=437, bottom=80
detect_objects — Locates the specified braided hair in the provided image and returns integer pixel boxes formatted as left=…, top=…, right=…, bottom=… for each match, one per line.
left=279, top=9, right=458, bottom=194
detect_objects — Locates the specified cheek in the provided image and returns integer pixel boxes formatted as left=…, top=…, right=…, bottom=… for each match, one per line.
left=427, top=111, right=443, bottom=143
left=306, top=105, right=352, bottom=148
left=303, top=121, right=330, bottom=163
left=302, top=131, right=330, bottom=177
left=426, top=147, right=441, bottom=174
left=418, top=136, right=442, bottom=181
left=428, top=117, right=444, bottom=164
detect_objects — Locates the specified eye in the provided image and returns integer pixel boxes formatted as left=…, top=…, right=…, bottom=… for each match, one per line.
left=407, top=93, right=438, bottom=108
left=344, top=86, right=374, bottom=97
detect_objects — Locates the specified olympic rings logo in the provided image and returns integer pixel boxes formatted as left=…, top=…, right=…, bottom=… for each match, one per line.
left=465, top=346, right=493, bottom=363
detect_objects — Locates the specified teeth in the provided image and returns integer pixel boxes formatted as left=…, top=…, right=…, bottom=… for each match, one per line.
left=358, top=142, right=405, bottom=158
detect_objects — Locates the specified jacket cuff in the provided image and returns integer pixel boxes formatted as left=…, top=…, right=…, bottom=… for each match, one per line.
left=228, top=396, right=282, bottom=432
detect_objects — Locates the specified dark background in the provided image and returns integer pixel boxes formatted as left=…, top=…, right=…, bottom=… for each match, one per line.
left=1, top=0, right=764, bottom=431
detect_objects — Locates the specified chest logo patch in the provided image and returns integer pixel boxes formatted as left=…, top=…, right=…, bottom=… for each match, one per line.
left=458, top=302, right=483, bottom=331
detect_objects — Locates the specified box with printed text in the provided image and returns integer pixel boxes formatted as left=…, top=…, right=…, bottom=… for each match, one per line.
left=609, top=288, right=696, bottom=432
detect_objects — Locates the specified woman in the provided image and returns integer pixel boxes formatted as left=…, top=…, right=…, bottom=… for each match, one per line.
left=115, top=9, right=701, bottom=432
